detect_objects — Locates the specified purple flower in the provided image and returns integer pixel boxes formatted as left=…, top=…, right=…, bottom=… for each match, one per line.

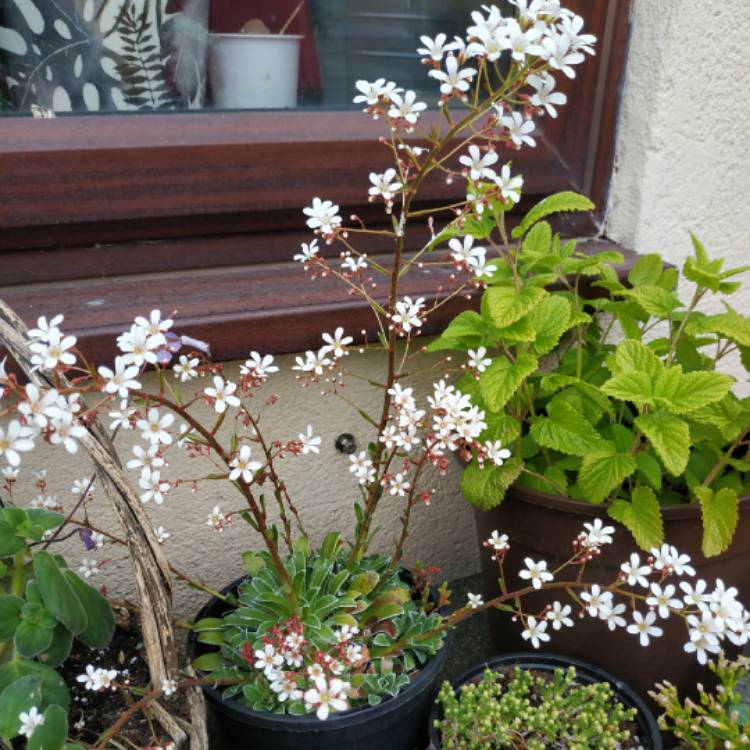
left=79, top=528, right=97, bottom=552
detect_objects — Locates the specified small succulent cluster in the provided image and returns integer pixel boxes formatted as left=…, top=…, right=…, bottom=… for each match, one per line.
left=650, top=653, right=750, bottom=748
left=192, top=533, right=444, bottom=718
left=435, top=665, right=638, bottom=750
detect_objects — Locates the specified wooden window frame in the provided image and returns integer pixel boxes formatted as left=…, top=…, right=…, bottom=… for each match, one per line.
left=0, top=0, right=632, bottom=363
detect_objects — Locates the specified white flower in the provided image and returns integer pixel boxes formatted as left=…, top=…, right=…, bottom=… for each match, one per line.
left=78, top=558, right=99, bottom=578
left=134, top=310, right=173, bottom=339
left=77, top=664, right=101, bottom=691
left=466, top=24, right=511, bottom=62
left=495, top=164, right=524, bottom=203
left=417, top=33, right=457, bottom=62
left=241, top=352, right=279, bottom=379
left=48, top=412, right=86, bottom=454
left=558, top=13, right=597, bottom=56
left=320, top=328, right=353, bottom=359
left=303, top=676, right=349, bottom=721
left=666, top=546, right=695, bottom=577
left=352, top=78, right=400, bottom=106
left=627, top=610, right=663, bottom=647
left=368, top=169, right=402, bottom=202
left=521, top=616, right=550, bottom=649
left=466, top=5, right=505, bottom=39
left=109, top=400, right=135, bottom=431
left=271, top=674, right=303, bottom=703
left=581, top=519, right=615, bottom=548
left=137, top=408, right=175, bottom=446
left=303, top=198, right=342, bottom=236
left=154, top=526, right=170, bottom=543
left=335, top=625, right=359, bottom=643
left=293, top=350, right=331, bottom=376
left=449, top=235, right=484, bottom=267
left=547, top=601, right=573, bottom=630
left=29, top=328, right=77, bottom=371
left=294, top=239, right=320, bottom=264
left=528, top=73, right=567, bottom=118
left=600, top=601, right=627, bottom=631
left=254, top=645, right=284, bottom=678
left=459, top=145, right=498, bottom=182
left=139, top=470, right=170, bottom=505
left=161, top=677, right=178, bottom=697
left=580, top=584, right=613, bottom=617
left=680, top=579, right=710, bottom=607
left=429, top=54, right=476, bottom=98
left=342, top=254, right=368, bottom=273
left=505, top=19, right=545, bottom=62
left=519, top=557, right=553, bottom=590
left=173, top=355, right=200, bottom=383
left=2, top=467, right=19, bottom=480
left=467, top=346, right=491, bottom=373
left=620, top=553, right=651, bottom=588
left=484, top=440, right=511, bottom=467
left=98, top=357, right=141, bottom=399
left=28, top=314, right=64, bottom=340
left=391, top=296, right=425, bottom=334
left=89, top=531, right=105, bottom=548
left=542, top=33, right=585, bottom=78
left=467, top=593, right=484, bottom=609
left=17, top=384, right=59, bottom=429
left=207, top=505, right=229, bottom=532
left=485, top=530, right=509, bottom=553
left=647, top=583, right=682, bottom=619
left=18, top=707, right=45, bottom=738
left=98, top=668, right=119, bottom=690
left=204, top=376, right=240, bottom=414
left=298, top=424, right=322, bottom=455
left=499, top=110, right=537, bottom=148
left=71, top=478, right=94, bottom=496
left=116, top=324, right=162, bottom=367
left=349, top=451, right=375, bottom=485
left=388, top=90, right=427, bottom=126
left=388, top=473, right=410, bottom=497
left=127, top=444, right=165, bottom=475
left=229, top=445, right=262, bottom=483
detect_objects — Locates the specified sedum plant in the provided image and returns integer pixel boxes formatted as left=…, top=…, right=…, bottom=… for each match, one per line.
left=0, top=506, right=113, bottom=750
left=434, top=665, right=638, bottom=750
left=649, top=652, right=750, bottom=748
left=431, top=212, right=750, bottom=555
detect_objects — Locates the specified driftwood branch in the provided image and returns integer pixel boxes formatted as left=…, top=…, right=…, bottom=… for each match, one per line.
left=0, top=299, right=207, bottom=750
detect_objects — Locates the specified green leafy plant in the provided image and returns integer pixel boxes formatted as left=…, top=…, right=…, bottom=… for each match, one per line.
left=434, top=664, right=639, bottom=749
left=0, top=506, right=113, bottom=749
left=430, top=194, right=750, bottom=554
left=192, top=531, right=444, bottom=715
left=649, top=652, right=750, bottom=748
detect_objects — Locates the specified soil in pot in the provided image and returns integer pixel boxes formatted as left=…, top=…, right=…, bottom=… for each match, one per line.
left=190, top=574, right=452, bottom=750
left=428, top=652, right=662, bottom=750
left=473, top=484, right=750, bottom=709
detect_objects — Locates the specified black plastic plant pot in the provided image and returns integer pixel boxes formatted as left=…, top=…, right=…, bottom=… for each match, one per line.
left=427, top=652, right=663, bottom=750
left=189, top=576, right=452, bottom=750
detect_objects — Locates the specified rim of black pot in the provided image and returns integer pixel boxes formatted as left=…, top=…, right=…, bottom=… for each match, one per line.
left=427, top=651, right=662, bottom=750
left=188, top=573, right=453, bottom=731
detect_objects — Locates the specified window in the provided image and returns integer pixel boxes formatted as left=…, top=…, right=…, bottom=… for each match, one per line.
left=0, top=0, right=633, bottom=362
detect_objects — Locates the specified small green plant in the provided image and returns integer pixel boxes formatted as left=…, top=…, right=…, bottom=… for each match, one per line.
left=649, top=653, right=750, bottom=748
left=431, top=192, right=750, bottom=555
left=434, top=664, right=638, bottom=749
left=0, top=505, right=114, bottom=749
left=192, top=532, right=444, bottom=717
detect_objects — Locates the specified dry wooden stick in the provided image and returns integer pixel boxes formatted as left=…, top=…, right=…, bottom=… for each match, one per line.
left=0, top=299, right=207, bottom=750
left=279, top=0, right=305, bottom=34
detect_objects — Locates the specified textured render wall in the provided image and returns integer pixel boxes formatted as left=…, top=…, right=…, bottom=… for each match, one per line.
left=606, top=0, right=750, bottom=340
left=7, top=353, right=479, bottom=618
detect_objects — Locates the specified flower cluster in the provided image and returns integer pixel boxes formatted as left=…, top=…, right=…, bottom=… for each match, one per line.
left=76, top=664, right=119, bottom=692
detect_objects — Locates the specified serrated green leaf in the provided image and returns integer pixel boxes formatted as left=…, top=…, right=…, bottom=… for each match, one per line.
left=659, top=371, right=734, bottom=414
left=520, top=220, right=551, bottom=260
left=425, top=311, right=486, bottom=352
left=627, top=254, right=663, bottom=286
left=635, top=452, right=662, bottom=490
left=460, top=458, right=523, bottom=511
left=608, top=486, right=664, bottom=551
left=635, top=410, right=691, bottom=476
left=479, top=354, right=538, bottom=411
left=600, top=370, right=655, bottom=407
left=485, top=284, right=547, bottom=328
left=481, top=412, right=521, bottom=446
left=530, top=401, right=609, bottom=457
left=578, top=449, right=636, bottom=504
left=695, top=486, right=739, bottom=557
left=511, top=191, right=595, bottom=239
left=621, top=284, right=680, bottom=317
left=32, top=552, right=87, bottom=636
left=527, top=296, right=573, bottom=355
left=686, top=307, right=750, bottom=346
left=608, top=339, right=663, bottom=380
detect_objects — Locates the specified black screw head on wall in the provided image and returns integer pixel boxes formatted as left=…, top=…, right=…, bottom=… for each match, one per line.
left=335, top=433, right=357, bottom=455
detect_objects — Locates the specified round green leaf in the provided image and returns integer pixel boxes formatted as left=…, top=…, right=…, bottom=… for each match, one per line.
left=192, top=651, right=224, bottom=672
left=32, top=552, right=87, bottom=636
left=0, top=595, right=24, bottom=640
left=0, top=675, right=42, bottom=740
left=0, top=521, right=26, bottom=557
left=63, top=570, right=114, bottom=649
left=28, top=704, right=67, bottom=750
left=0, top=660, right=69, bottom=712
left=14, top=620, right=55, bottom=658
left=37, top=624, right=74, bottom=668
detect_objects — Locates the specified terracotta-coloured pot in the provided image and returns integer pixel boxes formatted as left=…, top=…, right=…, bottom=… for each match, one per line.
left=473, top=484, right=750, bottom=708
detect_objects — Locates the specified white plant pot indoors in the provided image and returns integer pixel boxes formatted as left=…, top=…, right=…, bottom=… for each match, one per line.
left=209, top=33, right=303, bottom=109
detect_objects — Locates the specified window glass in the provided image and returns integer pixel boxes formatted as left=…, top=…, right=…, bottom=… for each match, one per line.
left=0, top=0, right=502, bottom=115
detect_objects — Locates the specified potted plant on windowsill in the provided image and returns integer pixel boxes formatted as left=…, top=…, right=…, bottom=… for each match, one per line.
left=429, top=186, right=750, bottom=700
left=208, top=1, right=305, bottom=109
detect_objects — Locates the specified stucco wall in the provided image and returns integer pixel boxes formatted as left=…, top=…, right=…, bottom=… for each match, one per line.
left=5, top=0, right=750, bottom=618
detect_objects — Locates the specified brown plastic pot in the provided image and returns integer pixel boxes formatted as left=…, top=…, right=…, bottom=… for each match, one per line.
left=473, top=483, right=750, bottom=708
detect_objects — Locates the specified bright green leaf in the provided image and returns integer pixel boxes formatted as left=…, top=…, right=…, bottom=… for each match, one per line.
left=527, top=296, right=572, bottom=355
left=608, top=339, right=663, bottom=380
left=608, top=486, right=664, bottom=551
left=695, top=486, right=739, bottom=557
left=635, top=410, right=691, bottom=476
left=578, top=448, right=637, bottom=504
left=530, top=401, right=609, bottom=457
left=635, top=452, right=662, bottom=490
left=627, top=254, right=663, bottom=286
left=479, top=354, right=538, bottom=411
left=460, top=458, right=523, bottom=511
left=511, top=191, right=595, bottom=239
left=660, top=371, right=734, bottom=414
left=485, top=284, right=547, bottom=328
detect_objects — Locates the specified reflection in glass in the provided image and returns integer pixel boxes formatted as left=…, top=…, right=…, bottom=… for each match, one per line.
left=0, top=0, right=505, bottom=115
